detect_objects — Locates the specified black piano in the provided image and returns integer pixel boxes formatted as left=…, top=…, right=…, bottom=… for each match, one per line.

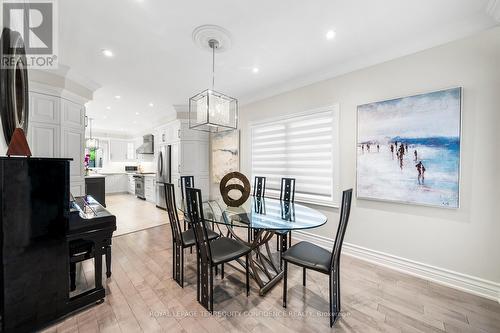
left=0, top=157, right=116, bottom=332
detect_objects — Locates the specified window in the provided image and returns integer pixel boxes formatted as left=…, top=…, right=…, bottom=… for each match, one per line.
left=250, top=106, right=340, bottom=206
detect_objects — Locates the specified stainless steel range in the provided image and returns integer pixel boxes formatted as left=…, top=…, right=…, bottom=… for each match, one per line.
left=134, top=175, right=145, bottom=199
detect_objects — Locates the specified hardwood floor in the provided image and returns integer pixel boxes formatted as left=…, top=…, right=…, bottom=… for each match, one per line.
left=44, top=216, right=500, bottom=332
left=45, top=195, right=500, bottom=333
left=106, top=193, right=168, bottom=236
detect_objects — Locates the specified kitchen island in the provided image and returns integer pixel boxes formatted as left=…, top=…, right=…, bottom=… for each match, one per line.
left=85, top=174, right=106, bottom=206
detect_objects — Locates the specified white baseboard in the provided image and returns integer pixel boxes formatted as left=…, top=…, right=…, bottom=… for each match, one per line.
left=294, top=230, right=500, bottom=303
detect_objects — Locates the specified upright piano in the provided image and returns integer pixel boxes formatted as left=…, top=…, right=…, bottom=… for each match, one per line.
left=0, top=157, right=116, bottom=332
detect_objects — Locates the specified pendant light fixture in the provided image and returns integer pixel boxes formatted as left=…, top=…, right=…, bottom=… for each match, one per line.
left=86, top=117, right=99, bottom=149
left=189, top=26, right=238, bottom=132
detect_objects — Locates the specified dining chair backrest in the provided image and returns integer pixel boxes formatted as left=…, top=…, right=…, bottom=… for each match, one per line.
left=329, top=189, right=353, bottom=270
left=280, top=178, right=296, bottom=202
left=164, top=183, right=183, bottom=244
left=253, top=176, right=266, bottom=197
left=180, top=176, right=195, bottom=201
left=185, top=187, right=213, bottom=263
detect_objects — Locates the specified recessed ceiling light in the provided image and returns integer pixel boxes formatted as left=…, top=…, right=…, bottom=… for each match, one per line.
left=326, top=30, right=336, bottom=40
left=106, top=106, right=111, bottom=110
left=103, top=115, right=108, bottom=119
left=135, top=112, right=140, bottom=115
left=148, top=102, right=154, bottom=107
left=101, top=49, right=114, bottom=57
left=252, top=67, right=259, bottom=74
left=114, top=95, right=121, bottom=99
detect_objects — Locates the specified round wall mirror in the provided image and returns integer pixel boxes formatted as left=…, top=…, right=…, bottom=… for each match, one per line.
left=0, top=28, right=29, bottom=145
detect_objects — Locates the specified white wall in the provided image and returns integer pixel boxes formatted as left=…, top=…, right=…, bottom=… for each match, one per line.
left=239, top=28, right=500, bottom=286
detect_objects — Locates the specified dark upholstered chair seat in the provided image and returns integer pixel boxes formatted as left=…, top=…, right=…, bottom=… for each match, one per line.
left=182, top=228, right=219, bottom=247
left=282, top=241, right=331, bottom=273
left=209, top=237, right=251, bottom=265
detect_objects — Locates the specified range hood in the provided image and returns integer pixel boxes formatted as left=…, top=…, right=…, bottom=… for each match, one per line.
left=136, top=134, right=154, bottom=154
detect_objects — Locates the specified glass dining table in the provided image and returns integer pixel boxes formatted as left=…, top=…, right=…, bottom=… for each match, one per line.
left=179, top=196, right=327, bottom=295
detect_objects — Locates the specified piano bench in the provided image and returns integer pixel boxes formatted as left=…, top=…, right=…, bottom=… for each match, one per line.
left=69, top=239, right=112, bottom=291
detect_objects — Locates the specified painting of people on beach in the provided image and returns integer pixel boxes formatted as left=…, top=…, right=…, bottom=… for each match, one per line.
left=357, top=87, right=461, bottom=208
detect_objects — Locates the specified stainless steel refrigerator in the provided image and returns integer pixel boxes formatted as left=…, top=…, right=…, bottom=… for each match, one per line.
left=156, top=145, right=171, bottom=209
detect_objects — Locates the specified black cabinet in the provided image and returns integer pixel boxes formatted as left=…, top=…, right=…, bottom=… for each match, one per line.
left=85, top=176, right=106, bottom=207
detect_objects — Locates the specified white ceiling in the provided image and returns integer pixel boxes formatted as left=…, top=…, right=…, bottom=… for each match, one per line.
left=57, top=0, right=499, bottom=135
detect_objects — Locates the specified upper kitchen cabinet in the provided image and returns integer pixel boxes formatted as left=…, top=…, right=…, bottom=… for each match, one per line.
left=179, top=121, right=209, bottom=141
left=109, top=140, right=136, bottom=162
left=27, top=78, right=95, bottom=197
left=62, top=99, right=86, bottom=129
left=30, top=93, right=60, bottom=124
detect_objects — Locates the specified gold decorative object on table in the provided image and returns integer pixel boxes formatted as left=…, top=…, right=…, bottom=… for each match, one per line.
left=219, top=171, right=250, bottom=207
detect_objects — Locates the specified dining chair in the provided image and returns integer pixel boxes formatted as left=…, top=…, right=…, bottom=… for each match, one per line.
left=282, top=189, right=352, bottom=327
left=164, top=183, right=219, bottom=287
left=180, top=175, right=195, bottom=230
left=185, top=187, right=252, bottom=313
left=276, top=177, right=295, bottom=256
left=253, top=176, right=266, bottom=197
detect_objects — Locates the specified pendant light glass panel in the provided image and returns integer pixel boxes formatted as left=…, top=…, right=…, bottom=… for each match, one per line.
left=189, top=89, right=237, bottom=132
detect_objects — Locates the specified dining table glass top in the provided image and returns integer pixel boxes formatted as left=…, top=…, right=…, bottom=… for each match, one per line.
left=180, top=196, right=327, bottom=231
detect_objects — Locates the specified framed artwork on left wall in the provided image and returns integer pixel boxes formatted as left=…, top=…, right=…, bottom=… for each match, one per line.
left=356, top=87, right=462, bottom=208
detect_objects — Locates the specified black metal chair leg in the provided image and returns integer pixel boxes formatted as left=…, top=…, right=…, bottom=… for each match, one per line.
left=190, top=246, right=193, bottom=254
left=288, top=231, right=292, bottom=247
left=282, top=261, right=287, bottom=308
left=210, top=266, right=214, bottom=314
left=181, top=248, right=184, bottom=288
left=172, top=242, right=176, bottom=280
left=105, top=245, right=112, bottom=278
left=303, top=267, right=306, bottom=286
left=221, top=263, right=224, bottom=279
left=245, top=255, right=249, bottom=296
left=215, top=264, right=218, bottom=276
left=70, top=262, right=76, bottom=291
left=329, top=272, right=333, bottom=327
left=197, top=256, right=200, bottom=302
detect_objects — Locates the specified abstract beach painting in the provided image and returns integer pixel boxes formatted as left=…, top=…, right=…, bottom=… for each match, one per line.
left=211, top=130, right=240, bottom=184
left=357, top=87, right=461, bottom=208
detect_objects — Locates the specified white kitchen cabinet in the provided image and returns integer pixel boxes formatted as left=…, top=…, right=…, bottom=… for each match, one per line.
left=171, top=142, right=180, bottom=174
left=180, top=141, right=197, bottom=174
left=28, top=122, right=60, bottom=158
left=62, top=99, right=86, bottom=129
left=145, top=176, right=155, bottom=202
left=127, top=174, right=135, bottom=194
left=180, top=121, right=208, bottom=141
left=109, top=140, right=136, bottom=162
left=61, top=127, right=85, bottom=184
left=70, top=181, right=85, bottom=197
left=105, top=174, right=128, bottom=194
left=109, top=140, right=127, bottom=162
left=30, top=93, right=60, bottom=124
left=29, top=89, right=87, bottom=195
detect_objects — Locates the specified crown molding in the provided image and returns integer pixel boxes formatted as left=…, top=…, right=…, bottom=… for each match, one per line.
left=487, top=0, right=500, bottom=22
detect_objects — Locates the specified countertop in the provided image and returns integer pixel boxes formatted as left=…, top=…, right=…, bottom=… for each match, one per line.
left=85, top=174, right=106, bottom=179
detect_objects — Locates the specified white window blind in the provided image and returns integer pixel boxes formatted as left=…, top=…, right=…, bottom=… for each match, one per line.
left=251, top=107, right=339, bottom=206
